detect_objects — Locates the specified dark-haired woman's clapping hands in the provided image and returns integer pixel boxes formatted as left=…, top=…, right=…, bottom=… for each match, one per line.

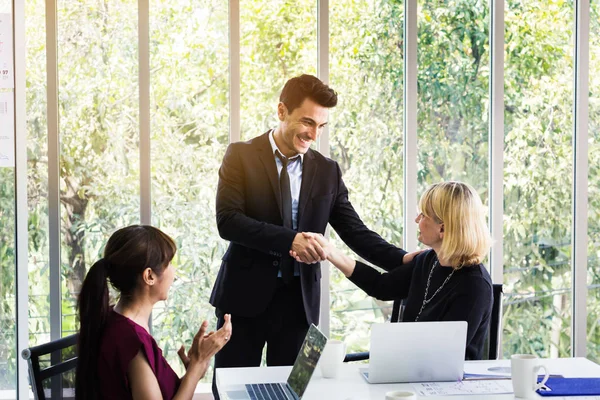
left=178, top=314, right=232, bottom=380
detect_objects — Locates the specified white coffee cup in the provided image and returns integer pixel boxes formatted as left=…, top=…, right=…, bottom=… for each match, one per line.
left=511, top=354, right=550, bottom=398
left=385, top=390, right=417, bottom=400
left=320, top=340, right=346, bottom=379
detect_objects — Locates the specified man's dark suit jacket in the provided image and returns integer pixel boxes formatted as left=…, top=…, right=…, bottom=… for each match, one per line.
left=209, top=131, right=407, bottom=325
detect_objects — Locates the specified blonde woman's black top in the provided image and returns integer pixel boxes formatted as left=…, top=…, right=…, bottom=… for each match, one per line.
left=349, top=249, right=493, bottom=360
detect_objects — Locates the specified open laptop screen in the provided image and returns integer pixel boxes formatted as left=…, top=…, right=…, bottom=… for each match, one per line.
left=286, top=324, right=327, bottom=398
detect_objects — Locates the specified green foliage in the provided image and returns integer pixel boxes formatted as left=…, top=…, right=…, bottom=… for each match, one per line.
left=239, top=0, right=317, bottom=139
left=586, top=0, right=600, bottom=364
left=0, top=169, right=17, bottom=388
left=1, top=0, right=599, bottom=391
left=417, top=0, right=490, bottom=192
left=328, top=0, right=405, bottom=346
left=502, top=0, right=575, bottom=358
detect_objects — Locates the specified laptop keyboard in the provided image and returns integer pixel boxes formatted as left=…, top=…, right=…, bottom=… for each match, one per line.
left=245, top=383, right=293, bottom=400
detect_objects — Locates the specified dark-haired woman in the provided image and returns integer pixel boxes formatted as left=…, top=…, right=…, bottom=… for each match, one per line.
left=75, top=225, right=232, bottom=400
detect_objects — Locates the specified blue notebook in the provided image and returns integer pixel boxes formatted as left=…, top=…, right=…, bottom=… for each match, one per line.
left=537, top=377, right=600, bottom=396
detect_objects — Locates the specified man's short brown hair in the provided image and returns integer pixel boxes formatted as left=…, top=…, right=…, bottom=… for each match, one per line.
left=279, top=74, right=338, bottom=113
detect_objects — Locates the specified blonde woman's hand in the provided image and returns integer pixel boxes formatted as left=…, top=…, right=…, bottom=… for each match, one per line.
left=290, top=232, right=328, bottom=263
left=290, top=233, right=357, bottom=277
left=402, top=248, right=427, bottom=264
left=289, top=232, right=332, bottom=262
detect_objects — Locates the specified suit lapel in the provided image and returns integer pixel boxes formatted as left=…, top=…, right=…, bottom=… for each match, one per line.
left=298, top=149, right=317, bottom=225
left=257, top=131, right=283, bottom=216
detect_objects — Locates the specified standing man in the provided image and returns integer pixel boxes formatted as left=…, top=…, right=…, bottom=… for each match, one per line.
left=210, top=74, right=411, bottom=398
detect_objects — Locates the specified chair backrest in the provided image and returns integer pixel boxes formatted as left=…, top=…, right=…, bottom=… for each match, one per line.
left=486, top=284, right=504, bottom=360
left=21, top=334, right=78, bottom=400
left=391, top=284, right=504, bottom=360
left=345, top=284, right=504, bottom=362
left=391, top=298, right=404, bottom=323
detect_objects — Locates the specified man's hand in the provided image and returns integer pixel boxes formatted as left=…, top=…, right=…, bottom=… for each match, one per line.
left=291, top=233, right=356, bottom=277
left=291, top=232, right=328, bottom=264
left=402, top=248, right=426, bottom=264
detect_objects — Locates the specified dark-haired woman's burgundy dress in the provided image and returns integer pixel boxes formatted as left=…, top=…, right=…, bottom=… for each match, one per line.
left=97, top=310, right=181, bottom=399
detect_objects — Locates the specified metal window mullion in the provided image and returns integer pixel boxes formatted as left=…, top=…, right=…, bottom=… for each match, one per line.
left=45, top=1, right=62, bottom=397
left=229, top=0, right=240, bottom=143
left=488, top=0, right=505, bottom=358
left=572, top=0, right=589, bottom=358
left=317, top=0, right=330, bottom=337
left=403, top=0, right=417, bottom=252
left=14, top=0, right=29, bottom=397
left=138, top=0, right=152, bottom=333
left=139, top=0, right=150, bottom=226
left=46, top=0, right=61, bottom=344
left=489, top=0, right=504, bottom=285
left=317, top=0, right=329, bottom=148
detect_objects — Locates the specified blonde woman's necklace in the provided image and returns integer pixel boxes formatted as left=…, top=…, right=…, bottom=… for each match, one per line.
left=415, top=260, right=455, bottom=322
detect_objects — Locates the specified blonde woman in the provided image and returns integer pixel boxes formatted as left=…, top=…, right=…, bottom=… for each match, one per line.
left=292, top=181, right=492, bottom=360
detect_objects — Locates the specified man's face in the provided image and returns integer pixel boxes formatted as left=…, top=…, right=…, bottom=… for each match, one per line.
left=277, top=98, right=329, bottom=157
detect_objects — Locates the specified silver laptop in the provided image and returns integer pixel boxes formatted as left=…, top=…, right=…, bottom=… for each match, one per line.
left=223, top=324, right=327, bottom=400
left=361, top=321, right=467, bottom=383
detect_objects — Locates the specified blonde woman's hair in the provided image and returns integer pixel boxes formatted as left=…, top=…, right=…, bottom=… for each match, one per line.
left=418, top=181, right=491, bottom=268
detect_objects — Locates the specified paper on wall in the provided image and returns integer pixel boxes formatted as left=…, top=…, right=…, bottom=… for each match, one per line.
left=0, top=13, right=13, bottom=89
left=0, top=91, right=14, bottom=167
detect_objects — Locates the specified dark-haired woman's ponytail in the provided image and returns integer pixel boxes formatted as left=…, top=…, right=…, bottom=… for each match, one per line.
left=75, top=259, right=110, bottom=400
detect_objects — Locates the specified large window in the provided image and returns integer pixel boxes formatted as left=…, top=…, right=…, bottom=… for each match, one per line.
left=240, top=0, right=317, bottom=140
left=588, top=0, right=600, bottom=363
left=0, top=166, right=16, bottom=389
left=329, top=0, right=404, bottom=353
left=56, top=0, right=140, bottom=339
left=417, top=0, right=490, bottom=197
left=26, top=0, right=50, bottom=351
left=0, top=0, right=16, bottom=391
left=503, top=0, right=574, bottom=358
left=11, top=1, right=600, bottom=397
left=149, top=0, right=229, bottom=378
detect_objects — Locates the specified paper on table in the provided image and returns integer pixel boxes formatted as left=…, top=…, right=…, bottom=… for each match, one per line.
left=463, top=361, right=511, bottom=380
left=412, top=380, right=514, bottom=396
left=463, top=363, right=564, bottom=381
left=543, top=398, right=600, bottom=400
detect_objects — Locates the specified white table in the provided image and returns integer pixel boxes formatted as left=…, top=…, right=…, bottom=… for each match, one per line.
left=216, top=358, right=600, bottom=400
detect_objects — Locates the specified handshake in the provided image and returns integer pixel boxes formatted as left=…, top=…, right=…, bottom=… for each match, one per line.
left=289, top=232, right=332, bottom=264
left=289, top=232, right=424, bottom=270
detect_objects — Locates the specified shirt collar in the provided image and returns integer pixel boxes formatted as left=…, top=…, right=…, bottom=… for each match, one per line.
left=269, top=129, right=304, bottom=163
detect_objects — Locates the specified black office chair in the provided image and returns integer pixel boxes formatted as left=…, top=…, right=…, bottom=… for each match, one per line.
left=485, top=284, right=504, bottom=360
left=21, top=334, right=78, bottom=400
left=343, top=284, right=504, bottom=362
